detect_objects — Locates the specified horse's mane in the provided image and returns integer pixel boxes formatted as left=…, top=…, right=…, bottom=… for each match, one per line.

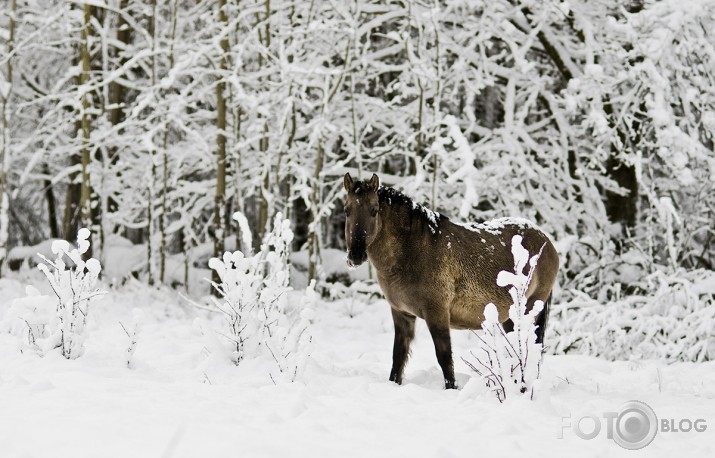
left=349, top=180, right=447, bottom=234
left=378, top=186, right=447, bottom=235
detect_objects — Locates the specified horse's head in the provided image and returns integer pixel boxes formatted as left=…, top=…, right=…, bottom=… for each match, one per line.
left=343, top=172, right=381, bottom=267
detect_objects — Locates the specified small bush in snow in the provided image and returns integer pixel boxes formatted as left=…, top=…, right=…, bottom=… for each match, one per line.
left=209, top=212, right=312, bottom=382
left=463, top=235, right=545, bottom=402
left=120, top=308, right=143, bottom=369
left=36, top=228, right=105, bottom=359
left=0, top=285, right=55, bottom=351
left=1, top=229, right=105, bottom=358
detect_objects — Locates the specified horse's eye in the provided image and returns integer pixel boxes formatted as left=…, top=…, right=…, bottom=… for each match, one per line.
left=371, top=208, right=378, bottom=217
left=345, top=208, right=351, bottom=217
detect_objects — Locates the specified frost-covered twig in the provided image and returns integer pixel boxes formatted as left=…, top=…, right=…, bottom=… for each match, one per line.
left=119, top=309, right=142, bottom=369
left=178, top=292, right=221, bottom=314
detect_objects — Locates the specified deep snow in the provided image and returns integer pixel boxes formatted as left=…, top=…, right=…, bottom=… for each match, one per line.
left=0, top=274, right=713, bottom=458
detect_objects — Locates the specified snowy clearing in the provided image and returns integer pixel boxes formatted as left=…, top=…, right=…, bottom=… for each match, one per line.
left=1, top=275, right=713, bottom=458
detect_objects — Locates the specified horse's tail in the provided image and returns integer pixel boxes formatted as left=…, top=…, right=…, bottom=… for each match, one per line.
left=535, top=292, right=552, bottom=345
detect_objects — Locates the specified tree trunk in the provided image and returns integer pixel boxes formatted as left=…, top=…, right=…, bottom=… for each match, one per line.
left=602, top=96, right=640, bottom=237
left=255, top=0, right=271, bottom=247
left=160, top=0, right=179, bottom=284
left=63, top=153, right=82, bottom=242
left=43, top=163, right=59, bottom=238
left=0, top=0, right=16, bottom=275
left=108, top=0, right=129, bottom=130
left=212, top=0, right=230, bottom=289
left=604, top=155, right=638, bottom=232
left=147, top=0, right=157, bottom=285
left=307, top=143, right=324, bottom=282
left=79, top=3, right=93, bottom=256
left=106, top=0, right=130, bottom=210
left=257, top=122, right=269, bottom=247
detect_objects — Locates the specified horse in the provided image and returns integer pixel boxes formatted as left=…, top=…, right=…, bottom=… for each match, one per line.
left=342, top=173, right=559, bottom=389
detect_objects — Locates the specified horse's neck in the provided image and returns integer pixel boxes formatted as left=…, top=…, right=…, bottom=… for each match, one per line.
left=367, top=204, right=410, bottom=273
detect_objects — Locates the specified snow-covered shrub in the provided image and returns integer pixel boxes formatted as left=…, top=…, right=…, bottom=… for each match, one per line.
left=209, top=212, right=311, bottom=382
left=0, top=285, right=56, bottom=352
left=209, top=249, right=262, bottom=365
left=552, top=268, right=715, bottom=362
left=1, top=229, right=106, bottom=359
left=36, top=228, right=105, bottom=359
left=463, top=235, right=545, bottom=402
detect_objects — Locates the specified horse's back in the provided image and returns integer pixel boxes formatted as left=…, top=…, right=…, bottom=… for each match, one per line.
left=438, top=218, right=559, bottom=328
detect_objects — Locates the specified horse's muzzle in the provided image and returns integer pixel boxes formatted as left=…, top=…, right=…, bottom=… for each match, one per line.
left=346, top=250, right=368, bottom=267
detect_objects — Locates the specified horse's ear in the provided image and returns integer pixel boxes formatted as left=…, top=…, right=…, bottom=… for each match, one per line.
left=343, top=173, right=353, bottom=193
left=369, top=173, right=379, bottom=192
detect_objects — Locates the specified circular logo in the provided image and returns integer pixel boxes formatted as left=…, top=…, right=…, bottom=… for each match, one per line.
left=613, top=400, right=658, bottom=450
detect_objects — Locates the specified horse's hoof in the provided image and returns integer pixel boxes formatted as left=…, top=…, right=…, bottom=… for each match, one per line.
left=445, top=380, right=457, bottom=389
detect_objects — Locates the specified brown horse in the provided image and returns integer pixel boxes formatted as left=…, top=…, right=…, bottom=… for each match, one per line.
left=343, top=173, right=559, bottom=389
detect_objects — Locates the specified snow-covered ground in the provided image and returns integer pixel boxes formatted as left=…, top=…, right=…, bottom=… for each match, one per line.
left=1, top=274, right=713, bottom=458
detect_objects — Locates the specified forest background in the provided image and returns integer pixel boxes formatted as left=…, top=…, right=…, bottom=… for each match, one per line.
left=1, top=0, right=713, bottom=361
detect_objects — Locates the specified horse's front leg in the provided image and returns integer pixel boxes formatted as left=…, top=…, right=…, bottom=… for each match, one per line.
left=426, top=311, right=456, bottom=389
left=389, top=309, right=416, bottom=385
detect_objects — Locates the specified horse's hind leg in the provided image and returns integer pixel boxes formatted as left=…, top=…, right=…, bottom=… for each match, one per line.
left=389, top=309, right=416, bottom=385
left=532, top=292, right=552, bottom=345
left=502, top=318, right=514, bottom=333
left=425, top=313, right=456, bottom=389
left=523, top=293, right=551, bottom=344
left=502, top=292, right=551, bottom=344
